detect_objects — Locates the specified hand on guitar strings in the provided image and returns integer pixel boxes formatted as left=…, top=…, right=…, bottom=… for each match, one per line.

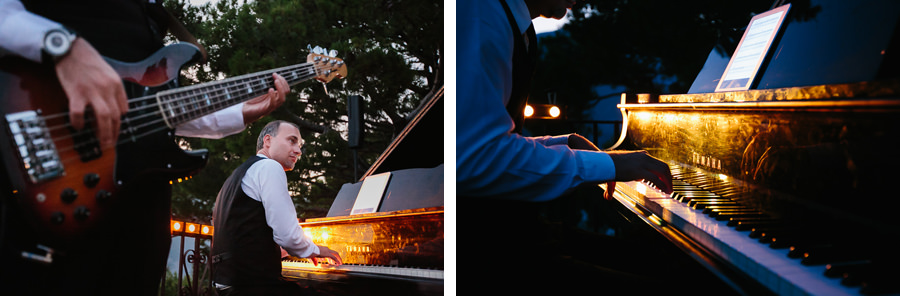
left=54, top=38, right=129, bottom=149
left=242, top=73, right=290, bottom=125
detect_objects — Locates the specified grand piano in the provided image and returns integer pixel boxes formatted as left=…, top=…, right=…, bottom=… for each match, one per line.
left=280, top=87, right=444, bottom=295
left=602, top=0, right=900, bottom=295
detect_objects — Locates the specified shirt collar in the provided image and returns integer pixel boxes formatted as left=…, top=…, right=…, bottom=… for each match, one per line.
left=508, top=0, right=533, bottom=35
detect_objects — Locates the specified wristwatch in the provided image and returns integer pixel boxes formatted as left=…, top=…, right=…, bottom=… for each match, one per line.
left=42, top=27, right=78, bottom=63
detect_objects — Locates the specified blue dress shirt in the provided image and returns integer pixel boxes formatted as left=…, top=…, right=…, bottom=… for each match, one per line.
left=456, top=0, right=616, bottom=201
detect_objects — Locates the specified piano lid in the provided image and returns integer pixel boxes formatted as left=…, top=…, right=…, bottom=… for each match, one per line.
left=689, top=0, right=900, bottom=93
left=361, top=86, right=444, bottom=179
left=325, top=86, right=444, bottom=217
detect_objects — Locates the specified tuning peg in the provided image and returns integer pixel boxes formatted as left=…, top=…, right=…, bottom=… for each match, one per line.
left=312, top=46, right=324, bottom=54
left=328, top=49, right=338, bottom=57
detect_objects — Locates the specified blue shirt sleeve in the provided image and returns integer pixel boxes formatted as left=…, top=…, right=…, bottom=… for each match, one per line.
left=455, top=0, right=615, bottom=202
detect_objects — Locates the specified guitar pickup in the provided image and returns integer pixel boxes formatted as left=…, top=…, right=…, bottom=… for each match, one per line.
left=5, top=110, right=65, bottom=183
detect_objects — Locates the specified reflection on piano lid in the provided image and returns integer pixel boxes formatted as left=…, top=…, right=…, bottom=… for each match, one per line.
left=282, top=87, right=443, bottom=295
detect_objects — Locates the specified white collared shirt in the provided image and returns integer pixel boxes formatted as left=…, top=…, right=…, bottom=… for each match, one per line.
left=240, top=154, right=319, bottom=258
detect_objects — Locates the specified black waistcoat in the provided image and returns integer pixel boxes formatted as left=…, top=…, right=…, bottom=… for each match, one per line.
left=210, top=156, right=282, bottom=286
left=21, top=0, right=168, bottom=62
left=500, top=0, right=539, bottom=134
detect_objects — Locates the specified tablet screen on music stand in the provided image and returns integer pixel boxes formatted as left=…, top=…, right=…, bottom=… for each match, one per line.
left=716, top=4, right=791, bottom=92
left=350, top=172, right=392, bottom=215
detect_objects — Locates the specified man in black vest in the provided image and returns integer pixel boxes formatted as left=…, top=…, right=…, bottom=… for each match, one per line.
left=0, top=1, right=288, bottom=294
left=210, top=120, right=342, bottom=295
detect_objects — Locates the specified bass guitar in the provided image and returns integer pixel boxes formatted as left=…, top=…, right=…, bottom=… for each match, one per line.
left=0, top=42, right=346, bottom=243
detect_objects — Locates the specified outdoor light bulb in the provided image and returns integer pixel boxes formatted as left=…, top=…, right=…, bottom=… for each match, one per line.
left=524, top=105, right=534, bottom=117
left=188, top=224, right=196, bottom=232
left=172, top=222, right=182, bottom=231
left=202, top=226, right=210, bottom=235
left=549, top=106, right=561, bottom=118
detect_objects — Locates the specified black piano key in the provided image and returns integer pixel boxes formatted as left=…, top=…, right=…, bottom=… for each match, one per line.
left=677, top=193, right=718, bottom=203
left=824, top=260, right=871, bottom=278
left=705, top=207, right=755, bottom=216
left=692, top=201, right=740, bottom=210
left=859, top=265, right=900, bottom=295
left=732, top=219, right=782, bottom=231
left=801, top=244, right=869, bottom=265
left=712, top=211, right=767, bottom=221
left=786, top=239, right=832, bottom=257
left=719, top=192, right=752, bottom=200
left=753, top=226, right=804, bottom=241
left=702, top=205, right=752, bottom=214
left=686, top=198, right=727, bottom=206
left=705, top=186, right=741, bottom=194
left=775, top=233, right=832, bottom=250
left=726, top=216, right=778, bottom=227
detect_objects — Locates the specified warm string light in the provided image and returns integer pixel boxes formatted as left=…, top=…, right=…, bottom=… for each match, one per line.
left=524, top=104, right=562, bottom=119
left=171, top=220, right=213, bottom=237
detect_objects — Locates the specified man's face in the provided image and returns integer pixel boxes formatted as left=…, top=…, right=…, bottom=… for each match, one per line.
left=529, top=0, right=577, bottom=20
left=264, top=123, right=303, bottom=171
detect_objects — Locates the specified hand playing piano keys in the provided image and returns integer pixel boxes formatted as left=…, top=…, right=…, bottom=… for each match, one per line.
left=310, top=245, right=343, bottom=266
left=605, top=150, right=674, bottom=195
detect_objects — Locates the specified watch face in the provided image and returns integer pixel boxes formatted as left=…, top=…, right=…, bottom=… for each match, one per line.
left=45, top=30, right=71, bottom=56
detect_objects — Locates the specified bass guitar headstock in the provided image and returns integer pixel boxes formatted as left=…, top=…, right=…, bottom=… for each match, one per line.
left=307, top=45, right=347, bottom=84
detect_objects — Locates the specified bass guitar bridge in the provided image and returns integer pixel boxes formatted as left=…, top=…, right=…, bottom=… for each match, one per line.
left=5, top=110, right=64, bottom=183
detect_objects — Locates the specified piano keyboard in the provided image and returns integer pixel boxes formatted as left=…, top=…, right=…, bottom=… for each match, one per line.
left=601, top=164, right=898, bottom=296
left=282, top=259, right=444, bottom=281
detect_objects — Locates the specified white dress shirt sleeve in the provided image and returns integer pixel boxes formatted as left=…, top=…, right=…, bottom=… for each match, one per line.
left=174, top=103, right=246, bottom=139
left=241, top=157, right=319, bottom=258
left=456, top=0, right=616, bottom=202
left=0, top=0, right=64, bottom=62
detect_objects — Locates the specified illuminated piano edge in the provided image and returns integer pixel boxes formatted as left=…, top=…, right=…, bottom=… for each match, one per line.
left=599, top=181, right=858, bottom=296
left=282, top=258, right=444, bottom=281
left=301, top=207, right=443, bottom=224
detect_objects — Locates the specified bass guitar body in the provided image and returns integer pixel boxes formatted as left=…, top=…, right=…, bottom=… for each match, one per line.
left=0, top=43, right=208, bottom=244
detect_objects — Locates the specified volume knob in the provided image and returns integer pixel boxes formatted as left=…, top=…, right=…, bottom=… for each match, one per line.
left=74, top=206, right=90, bottom=221
left=60, top=188, right=77, bottom=203
left=83, top=173, right=100, bottom=188
left=50, top=212, right=64, bottom=224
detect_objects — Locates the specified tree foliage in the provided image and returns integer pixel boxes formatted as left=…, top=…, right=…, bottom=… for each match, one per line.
left=164, top=0, right=442, bottom=223
left=529, top=0, right=774, bottom=119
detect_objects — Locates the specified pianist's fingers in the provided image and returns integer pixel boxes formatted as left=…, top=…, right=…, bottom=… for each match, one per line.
left=607, top=150, right=673, bottom=194
left=603, top=182, right=617, bottom=201
left=649, top=164, right=674, bottom=194
left=315, top=246, right=344, bottom=266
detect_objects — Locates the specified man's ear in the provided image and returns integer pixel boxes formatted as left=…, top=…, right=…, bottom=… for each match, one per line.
left=263, top=134, right=272, bottom=148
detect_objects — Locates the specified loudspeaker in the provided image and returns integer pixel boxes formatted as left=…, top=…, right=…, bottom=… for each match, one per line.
left=348, top=95, right=363, bottom=148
